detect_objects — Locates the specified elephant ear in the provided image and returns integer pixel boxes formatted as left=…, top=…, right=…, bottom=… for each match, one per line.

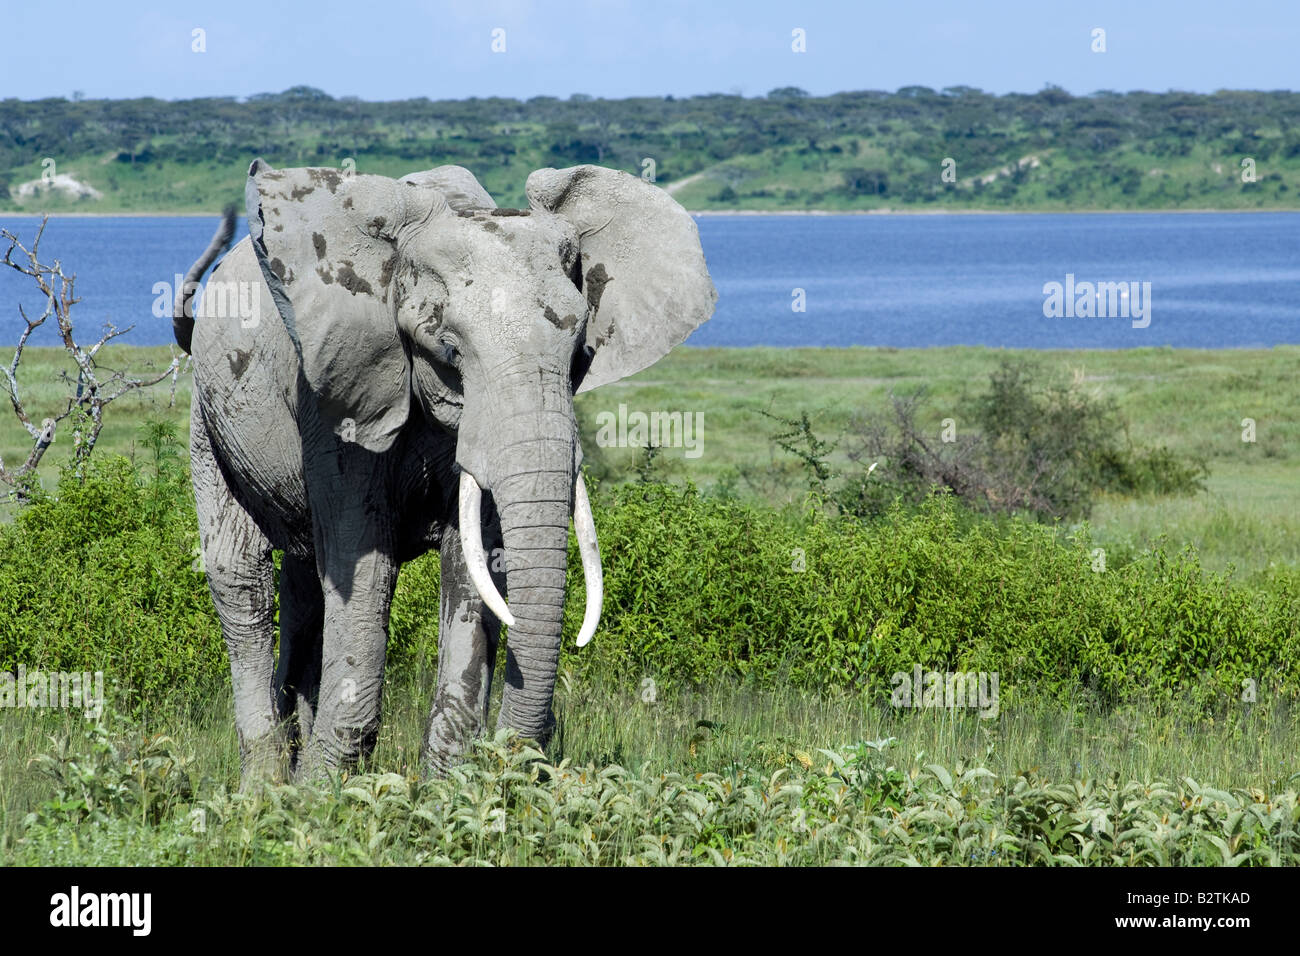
left=246, top=159, right=440, bottom=452
left=526, top=165, right=717, bottom=392
left=401, top=165, right=496, bottom=211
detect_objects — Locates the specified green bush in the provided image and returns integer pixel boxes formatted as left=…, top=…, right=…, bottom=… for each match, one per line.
left=563, top=483, right=1300, bottom=710
left=14, top=723, right=1300, bottom=866
left=0, top=453, right=224, bottom=713
left=826, top=358, right=1208, bottom=521
left=2, top=454, right=1295, bottom=715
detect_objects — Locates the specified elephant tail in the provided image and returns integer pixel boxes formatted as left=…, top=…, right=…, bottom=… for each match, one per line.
left=173, top=203, right=238, bottom=354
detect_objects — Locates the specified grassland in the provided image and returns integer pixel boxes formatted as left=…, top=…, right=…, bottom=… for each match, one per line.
left=2, top=343, right=1297, bottom=865
left=8, top=343, right=1293, bottom=574
left=581, top=345, right=1300, bottom=578
left=4, top=681, right=1298, bottom=865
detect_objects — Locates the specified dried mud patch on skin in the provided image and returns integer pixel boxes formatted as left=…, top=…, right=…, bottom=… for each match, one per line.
left=416, top=301, right=445, bottom=334
left=380, top=253, right=399, bottom=291
left=585, top=263, right=611, bottom=315
left=308, top=168, right=344, bottom=193
left=544, top=306, right=578, bottom=330
left=336, top=261, right=372, bottom=296
left=227, top=349, right=251, bottom=379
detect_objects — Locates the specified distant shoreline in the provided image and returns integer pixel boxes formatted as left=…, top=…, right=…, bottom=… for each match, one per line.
left=3, top=206, right=1299, bottom=219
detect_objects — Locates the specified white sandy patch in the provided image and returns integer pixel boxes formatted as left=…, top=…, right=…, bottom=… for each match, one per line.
left=11, top=173, right=103, bottom=201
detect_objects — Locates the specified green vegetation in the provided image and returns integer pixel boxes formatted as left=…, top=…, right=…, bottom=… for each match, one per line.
left=4, top=343, right=1297, bottom=573
left=5, top=709, right=1298, bottom=865
left=754, top=358, right=1208, bottom=522
left=3, top=85, right=1299, bottom=212
left=579, top=345, right=1300, bottom=578
left=1, top=343, right=1297, bottom=864
left=5, top=451, right=1297, bottom=715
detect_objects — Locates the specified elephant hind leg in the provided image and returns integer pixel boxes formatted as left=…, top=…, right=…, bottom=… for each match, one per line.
left=275, top=553, right=324, bottom=770
left=191, top=418, right=285, bottom=785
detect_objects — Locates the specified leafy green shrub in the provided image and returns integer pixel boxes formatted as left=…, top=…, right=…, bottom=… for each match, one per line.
left=1096, top=443, right=1208, bottom=498
left=1, top=451, right=1293, bottom=716
left=562, top=483, right=1300, bottom=710
left=14, top=723, right=1300, bottom=866
left=974, top=359, right=1207, bottom=506
left=25, top=715, right=195, bottom=828
left=0, top=449, right=224, bottom=713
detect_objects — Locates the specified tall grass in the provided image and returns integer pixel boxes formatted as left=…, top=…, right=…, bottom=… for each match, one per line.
left=3, top=682, right=1297, bottom=865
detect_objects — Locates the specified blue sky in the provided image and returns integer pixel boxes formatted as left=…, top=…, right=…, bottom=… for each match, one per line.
left=2, top=0, right=1294, bottom=101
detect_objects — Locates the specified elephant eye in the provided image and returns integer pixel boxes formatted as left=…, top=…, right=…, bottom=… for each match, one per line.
left=433, top=340, right=460, bottom=369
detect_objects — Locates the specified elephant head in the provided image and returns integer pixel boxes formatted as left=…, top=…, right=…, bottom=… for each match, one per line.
left=243, top=159, right=716, bottom=740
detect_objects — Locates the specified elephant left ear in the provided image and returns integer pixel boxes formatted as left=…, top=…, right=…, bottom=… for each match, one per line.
left=526, top=165, right=717, bottom=392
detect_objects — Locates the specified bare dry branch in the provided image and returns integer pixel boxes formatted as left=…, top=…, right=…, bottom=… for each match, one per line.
left=2, top=216, right=182, bottom=497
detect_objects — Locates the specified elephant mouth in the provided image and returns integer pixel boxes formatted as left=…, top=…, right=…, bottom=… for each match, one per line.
left=457, top=469, right=603, bottom=647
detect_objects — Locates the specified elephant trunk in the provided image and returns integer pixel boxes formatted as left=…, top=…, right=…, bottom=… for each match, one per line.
left=492, top=460, right=573, bottom=741
left=455, top=368, right=604, bottom=744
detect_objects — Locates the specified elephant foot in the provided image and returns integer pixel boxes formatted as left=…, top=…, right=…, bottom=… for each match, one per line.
left=238, top=728, right=291, bottom=790
left=420, top=735, right=482, bottom=780
left=423, top=700, right=486, bottom=779
left=497, top=708, right=557, bottom=751
left=420, top=747, right=456, bottom=781
left=291, top=718, right=380, bottom=785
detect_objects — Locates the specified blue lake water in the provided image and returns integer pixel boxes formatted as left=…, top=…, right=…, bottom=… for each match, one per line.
left=1, top=212, right=1298, bottom=348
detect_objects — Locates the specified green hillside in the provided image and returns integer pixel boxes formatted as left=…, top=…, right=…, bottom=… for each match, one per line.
left=2, top=85, right=1298, bottom=213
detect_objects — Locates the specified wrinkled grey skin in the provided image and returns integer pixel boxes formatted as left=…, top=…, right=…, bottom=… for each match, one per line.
left=178, top=161, right=715, bottom=783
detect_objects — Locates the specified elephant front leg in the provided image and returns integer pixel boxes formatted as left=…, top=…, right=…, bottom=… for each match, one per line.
left=292, top=543, right=398, bottom=783
left=293, top=432, right=402, bottom=783
left=423, top=520, right=504, bottom=776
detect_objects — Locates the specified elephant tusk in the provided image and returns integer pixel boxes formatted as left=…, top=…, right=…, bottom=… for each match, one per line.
left=572, top=472, right=603, bottom=647
left=458, top=471, right=515, bottom=628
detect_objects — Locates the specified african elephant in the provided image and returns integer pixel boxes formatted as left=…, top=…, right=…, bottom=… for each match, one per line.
left=174, top=161, right=716, bottom=783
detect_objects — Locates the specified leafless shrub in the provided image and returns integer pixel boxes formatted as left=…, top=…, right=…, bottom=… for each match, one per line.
left=840, top=388, right=1062, bottom=518
left=835, top=360, right=1205, bottom=522
left=1, top=216, right=184, bottom=498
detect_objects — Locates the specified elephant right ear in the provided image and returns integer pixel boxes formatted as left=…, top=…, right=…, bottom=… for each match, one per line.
left=245, top=159, right=440, bottom=452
